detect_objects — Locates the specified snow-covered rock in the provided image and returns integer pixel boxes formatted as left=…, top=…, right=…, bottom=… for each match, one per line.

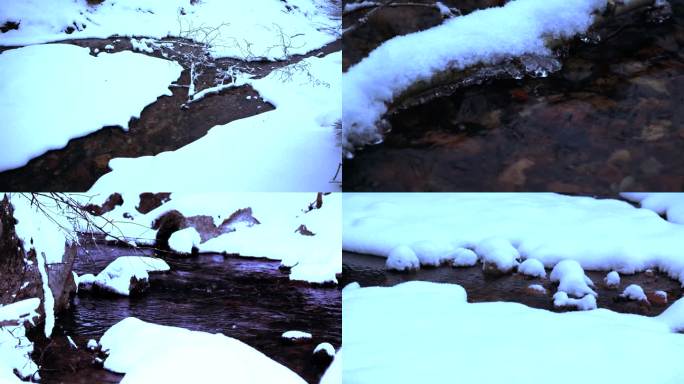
left=92, top=256, right=170, bottom=296
left=620, top=284, right=648, bottom=303
left=168, top=227, right=201, bottom=254
left=410, top=241, right=453, bottom=267
left=550, top=260, right=597, bottom=298
left=518, top=258, right=546, bottom=278
left=87, top=339, right=99, bottom=350
left=447, top=248, right=478, bottom=267
left=604, top=271, right=620, bottom=288
left=77, top=273, right=96, bottom=291
left=282, top=330, right=312, bottom=343
left=475, top=237, right=519, bottom=275
left=99, top=317, right=306, bottom=383
left=552, top=291, right=597, bottom=311
left=385, top=245, right=420, bottom=271
left=312, top=342, right=335, bottom=367
left=0, top=44, right=182, bottom=172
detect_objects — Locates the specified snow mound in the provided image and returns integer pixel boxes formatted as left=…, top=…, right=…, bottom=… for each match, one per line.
left=518, top=258, right=546, bottom=278
left=658, top=297, right=684, bottom=332
left=99, top=317, right=306, bottom=383
left=622, top=193, right=684, bottom=224
left=343, top=193, right=684, bottom=287
left=475, top=237, right=519, bottom=274
left=527, top=284, right=547, bottom=294
left=620, top=284, right=647, bottom=302
left=550, top=260, right=597, bottom=298
left=447, top=248, right=478, bottom=267
left=386, top=245, right=420, bottom=271
left=342, top=0, right=607, bottom=150
left=0, top=44, right=182, bottom=172
left=410, top=241, right=453, bottom=266
left=344, top=281, right=684, bottom=383
left=282, top=330, right=312, bottom=340
left=604, top=271, right=620, bottom=288
left=92, top=256, right=170, bottom=296
left=168, top=227, right=201, bottom=254
left=553, top=291, right=597, bottom=311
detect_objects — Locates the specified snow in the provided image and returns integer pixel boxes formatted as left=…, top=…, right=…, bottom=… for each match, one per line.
left=319, top=350, right=342, bottom=384
left=476, top=237, right=519, bottom=273
left=343, top=193, right=684, bottom=286
left=342, top=0, right=607, bottom=151
left=658, top=297, right=684, bottom=332
left=67, top=335, right=78, bottom=349
left=91, top=256, right=170, bottom=296
left=168, top=227, right=201, bottom=254
left=0, top=299, right=40, bottom=382
left=447, top=248, right=478, bottom=267
left=604, top=271, right=620, bottom=287
left=77, top=273, right=97, bottom=291
left=314, top=342, right=335, bottom=356
left=550, top=260, right=597, bottom=298
left=343, top=281, right=684, bottom=383
left=75, top=192, right=342, bottom=284
left=385, top=245, right=420, bottom=271
left=282, top=330, right=312, bottom=340
left=621, top=284, right=647, bottom=302
left=0, top=0, right=338, bottom=60
left=87, top=339, right=99, bottom=350
left=89, top=51, right=341, bottom=192
left=0, top=44, right=182, bottom=172
left=527, top=284, right=546, bottom=294
left=410, top=240, right=453, bottom=267
left=99, top=317, right=306, bottom=383
left=622, top=193, right=684, bottom=224
left=552, top=291, right=597, bottom=311
left=518, top=258, right=546, bottom=278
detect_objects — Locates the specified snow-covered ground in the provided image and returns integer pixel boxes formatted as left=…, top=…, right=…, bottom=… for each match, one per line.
left=0, top=0, right=338, bottom=60
left=98, top=317, right=307, bottom=383
left=76, top=192, right=341, bottom=284
left=343, top=281, right=684, bottom=384
left=0, top=44, right=182, bottom=172
left=342, top=0, right=606, bottom=151
left=343, top=193, right=684, bottom=287
left=89, top=51, right=342, bottom=192
left=622, top=193, right=684, bottom=224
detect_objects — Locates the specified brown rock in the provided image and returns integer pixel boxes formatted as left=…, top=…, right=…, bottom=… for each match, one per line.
left=136, top=192, right=171, bottom=214
left=83, top=193, right=124, bottom=216
left=498, top=159, right=535, bottom=187
left=647, top=291, right=668, bottom=306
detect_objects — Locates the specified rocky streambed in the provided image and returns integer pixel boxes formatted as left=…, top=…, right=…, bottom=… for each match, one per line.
left=31, top=240, right=341, bottom=384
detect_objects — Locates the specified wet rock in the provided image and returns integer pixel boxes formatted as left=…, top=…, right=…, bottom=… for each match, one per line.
left=482, top=261, right=515, bottom=277
left=510, top=89, right=529, bottom=103
left=640, top=122, right=669, bottom=142
left=83, top=193, right=123, bottom=216
left=610, top=61, right=647, bottom=77
left=608, top=149, right=631, bottom=165
left=647, top=290, right=668, bottom=306
left=641, top=157, right=664, bottom=176
left=136, top=193, right=171, bottom=214
left=629, top=77, right=669, bottom=95
left=498, top=158, right=535, bottom=188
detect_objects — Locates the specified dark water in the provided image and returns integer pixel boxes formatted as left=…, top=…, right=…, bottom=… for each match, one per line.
left=343, top=252, right=683, bottom=317
left=344, top=1, right=684, bottom=192
left=36, top=243, right=341, bottom=384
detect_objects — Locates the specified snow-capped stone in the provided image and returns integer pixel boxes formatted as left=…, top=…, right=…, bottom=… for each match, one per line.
left=281, top=330, right=312, bottom=344
left=475, top=237, right=519, bottom=276
left=526, top=284, right=547, bottom=296
left=553, top=291, right=597, bottom=311
left=447, top=248, right=478, bottom=268
left=312, top=342, right=336, bottom=366
left=386, top=245, right=420, bottom=271
left=92, top=256, right=170, bottom=296
left=620, top=284, right=648, bottom=303
left=87, top=339, right=99, bottom=350
left=550, top=260, right=597, bottom=298
left=410, top=241, right=452, bottom=267
left=518, top=258, right=546, bottom=278
left=168, top=227, right=201, bottom=255
left=604, top=271, right=620, bottom=289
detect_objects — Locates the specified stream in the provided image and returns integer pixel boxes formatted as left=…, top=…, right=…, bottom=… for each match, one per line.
left=342, top=252, right=683, bottom=317
left=343, top=0, right=684, bottom=192
left=33, top=241, right=341, bottom=384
